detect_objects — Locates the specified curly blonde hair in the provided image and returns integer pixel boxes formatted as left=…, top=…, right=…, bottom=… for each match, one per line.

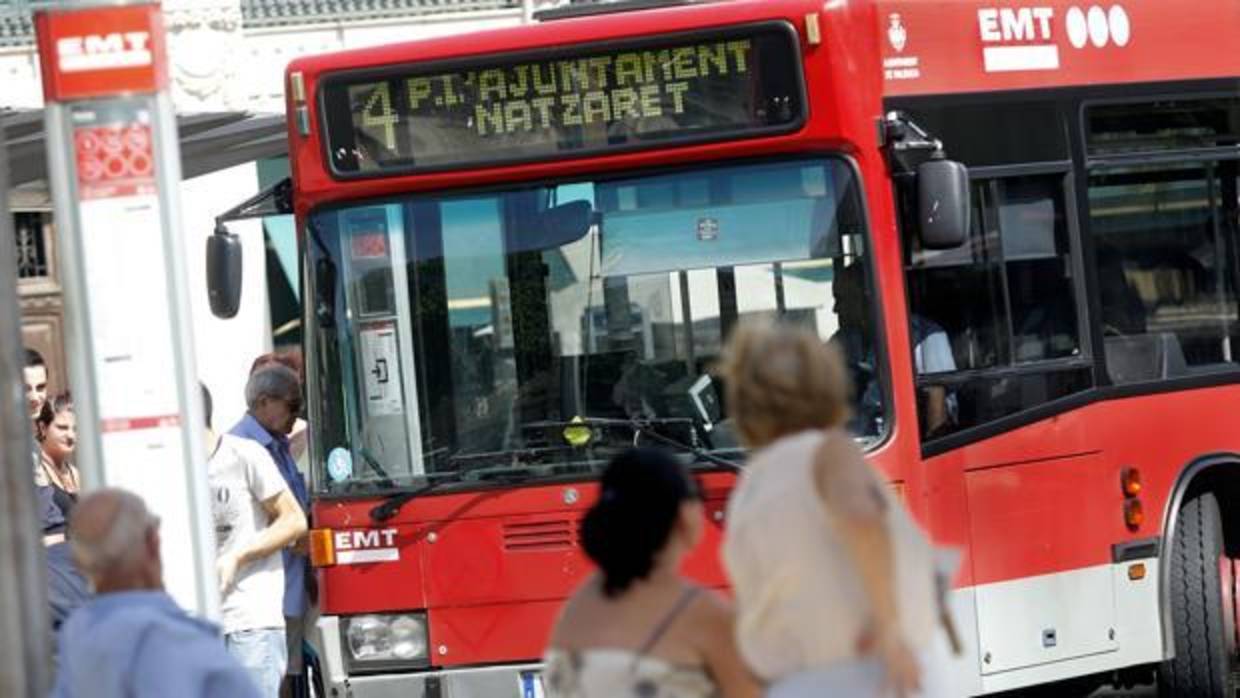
left=716, top=320, right=851, bottom=448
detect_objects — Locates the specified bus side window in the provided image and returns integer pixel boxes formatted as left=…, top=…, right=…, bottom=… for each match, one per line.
left=904, top=173, right=1092, bottom=441
left=1088, top=160, right=1240, bottom=383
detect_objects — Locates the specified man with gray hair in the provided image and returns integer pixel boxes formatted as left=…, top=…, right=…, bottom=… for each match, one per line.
left=52, top=488, right=259, bottom=698
left=229, top=362, right=312, bottom=697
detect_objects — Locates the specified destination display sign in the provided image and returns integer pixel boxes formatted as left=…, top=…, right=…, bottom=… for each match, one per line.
left=320, top=25, right=804, bottom=176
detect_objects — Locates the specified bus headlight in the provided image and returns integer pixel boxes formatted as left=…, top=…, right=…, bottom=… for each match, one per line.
left=343, top=613, right=429, bottom=671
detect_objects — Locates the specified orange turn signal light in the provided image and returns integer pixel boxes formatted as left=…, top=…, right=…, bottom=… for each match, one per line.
left=309, top=528, right=336, bottom=568
left=1128, top=563, right=1147, bottom=581
left=1121, top=468, right=1142, bottom=497
left=1124, top=498, right=1144, bottom=530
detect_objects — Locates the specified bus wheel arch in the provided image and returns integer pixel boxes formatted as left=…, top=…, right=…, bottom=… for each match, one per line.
left=1157, top=453, right=1240, bottom=696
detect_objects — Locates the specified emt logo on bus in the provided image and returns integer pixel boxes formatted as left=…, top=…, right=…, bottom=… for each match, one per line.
left=334, top=528, right=400, bottom=565
left=882, top=0, right=1229, bottom=96
left=978, top=5, right=1131, bottom=74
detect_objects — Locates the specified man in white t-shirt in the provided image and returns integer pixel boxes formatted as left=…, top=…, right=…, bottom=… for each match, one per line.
left=202, top=384, right=307, bottom=697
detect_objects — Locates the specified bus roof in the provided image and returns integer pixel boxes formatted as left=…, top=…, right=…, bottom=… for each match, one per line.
left=286, top=0, right=821, bottom=80
left=288, top=0, right=1240, bottom=97
left=878, top=0, right=1240, bottom=97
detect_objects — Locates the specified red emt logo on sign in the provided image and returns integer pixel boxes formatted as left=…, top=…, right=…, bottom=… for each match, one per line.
left=57, top=31, right=153, bottom=73
left=35, top=3, right=167, bottom=101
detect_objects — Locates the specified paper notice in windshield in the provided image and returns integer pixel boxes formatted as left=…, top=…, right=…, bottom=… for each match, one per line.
left=360, top=322, right=404, bottom=417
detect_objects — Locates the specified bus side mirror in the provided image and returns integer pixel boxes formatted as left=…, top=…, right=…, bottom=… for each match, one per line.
left=917, top=157, right=970, bottom=249
left=207, top=225, right=243, bottom=319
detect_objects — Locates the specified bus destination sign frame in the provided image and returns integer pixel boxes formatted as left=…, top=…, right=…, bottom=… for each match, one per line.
left=318, top=22, right=806, bottom=179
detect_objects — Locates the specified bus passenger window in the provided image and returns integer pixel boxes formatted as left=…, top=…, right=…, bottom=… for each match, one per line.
left=1088, top=161, right=1240, bottom=383
left=904, top=173, right=1091, bottom=441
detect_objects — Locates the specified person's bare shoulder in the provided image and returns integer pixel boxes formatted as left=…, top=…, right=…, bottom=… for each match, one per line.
left=547, top=575, right=599, bottom=649
left=685, top=588, right=736, bottom=647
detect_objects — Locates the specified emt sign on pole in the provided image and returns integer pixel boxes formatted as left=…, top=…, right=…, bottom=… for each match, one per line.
left=35, top=1, right=218, bottom=620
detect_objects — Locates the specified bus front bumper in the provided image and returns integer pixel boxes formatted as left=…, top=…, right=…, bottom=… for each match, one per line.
left=314, top=616, right=545, bottom=698
left=330, top=664, right=545, bottom=698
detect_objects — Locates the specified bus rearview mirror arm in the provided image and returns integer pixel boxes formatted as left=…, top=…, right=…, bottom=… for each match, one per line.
left=206, top=178, right=295, bottom=319
left=881, top=112, right=970, bottom=250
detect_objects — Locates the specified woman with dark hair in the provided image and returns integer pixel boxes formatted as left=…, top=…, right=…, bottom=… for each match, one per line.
left=35, top=392, right=79, bottom=521
left=544, top=449, right=760, bottom=698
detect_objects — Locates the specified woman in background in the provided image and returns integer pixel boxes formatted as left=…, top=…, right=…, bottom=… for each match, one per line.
left=36, top=392, right=79, bottom=521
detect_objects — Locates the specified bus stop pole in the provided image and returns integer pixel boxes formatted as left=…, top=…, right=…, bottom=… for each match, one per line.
left=36, top=0, right=218, bottom=620
left=0, top=128, right=51, bottom=698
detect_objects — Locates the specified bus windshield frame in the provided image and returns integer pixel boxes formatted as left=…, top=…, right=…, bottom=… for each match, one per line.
left=305, top=155, right=888, bottom=497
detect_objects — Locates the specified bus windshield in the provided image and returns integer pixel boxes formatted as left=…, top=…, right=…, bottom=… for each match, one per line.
left=307, top=157, right=883, bottom=494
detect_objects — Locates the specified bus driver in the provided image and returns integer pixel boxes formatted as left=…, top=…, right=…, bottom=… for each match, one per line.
left=830, top=263, right=957, bottom=436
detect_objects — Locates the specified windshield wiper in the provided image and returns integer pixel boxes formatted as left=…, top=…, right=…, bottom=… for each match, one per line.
left=368, top=447, right=570, bottom=523
left=358, top=447, right=395, bottom=490
left=520, top=416, right=743, bottom=472
left=369, top=419, right=742, bottom=523
left=626, top=419, right=743, bottom=472
left=370, top=471, right=462, bottom=522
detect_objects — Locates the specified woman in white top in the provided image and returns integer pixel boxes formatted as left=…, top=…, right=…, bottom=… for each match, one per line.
left=717, top=321, right=947, bottom=698
left=544, top=448, right=761, bottom=698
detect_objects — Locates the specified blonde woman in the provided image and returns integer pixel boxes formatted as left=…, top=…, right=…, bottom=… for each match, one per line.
left=718, top=321, right=947, bottom=698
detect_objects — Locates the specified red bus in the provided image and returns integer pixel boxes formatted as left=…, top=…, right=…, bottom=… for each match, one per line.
left=209, top=0, right=1240, bottom=694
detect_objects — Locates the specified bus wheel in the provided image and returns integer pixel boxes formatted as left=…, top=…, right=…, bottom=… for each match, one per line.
left=1160, top=491, right=1238, bottom=697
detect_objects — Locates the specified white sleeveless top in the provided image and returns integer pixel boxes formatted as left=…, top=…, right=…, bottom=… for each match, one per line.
left=543, top=650, right=718, bottom=698
left=544, top=588, right=718, bottom=698
left=722, top=431, right=939, bottom=681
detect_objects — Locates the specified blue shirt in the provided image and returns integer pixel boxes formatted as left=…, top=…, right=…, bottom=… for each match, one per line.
left=230, top=413, right=310, bottom=617
left=52, top=590, right=260, bottom=698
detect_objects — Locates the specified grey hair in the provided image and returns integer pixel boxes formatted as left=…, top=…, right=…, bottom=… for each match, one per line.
left=70, top=489, right=158, bottom=577
left=245, top=363, right=300, bottom=410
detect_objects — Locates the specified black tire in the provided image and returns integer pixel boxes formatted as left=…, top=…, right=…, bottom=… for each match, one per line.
left=1160, top=491, right=1237, bottom=697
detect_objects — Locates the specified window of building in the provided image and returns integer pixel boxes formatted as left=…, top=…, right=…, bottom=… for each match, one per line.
left=904, top=172, right=1092, bottom=440
left=13, top=211, right=50, bottom=280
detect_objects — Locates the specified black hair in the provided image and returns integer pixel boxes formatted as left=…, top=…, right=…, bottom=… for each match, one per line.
left=580, top=448, right=701, bottom=598
left=24, top=348, right=44, bottom=369
left=35, top=392, right=73, bottom=438
left=200, top=382, right=213, bottom=429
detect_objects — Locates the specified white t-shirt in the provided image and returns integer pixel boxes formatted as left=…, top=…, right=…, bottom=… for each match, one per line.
left=208, top=433, right=288, bottom=635
left=914, top=330, right=957, bottom=374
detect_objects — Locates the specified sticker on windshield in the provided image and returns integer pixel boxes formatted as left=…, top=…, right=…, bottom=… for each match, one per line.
left=327, top=447, right=353, bottom=482
left=359, top=322, right=404, bottom=416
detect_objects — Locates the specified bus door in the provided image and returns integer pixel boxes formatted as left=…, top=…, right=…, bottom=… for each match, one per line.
left=331, top=204, right=424, bottom=481
left=900, top=158, right=1118, bottom=676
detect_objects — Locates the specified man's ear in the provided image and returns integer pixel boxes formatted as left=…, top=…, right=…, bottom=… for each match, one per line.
left=145, top=523, right=161, bottom=559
